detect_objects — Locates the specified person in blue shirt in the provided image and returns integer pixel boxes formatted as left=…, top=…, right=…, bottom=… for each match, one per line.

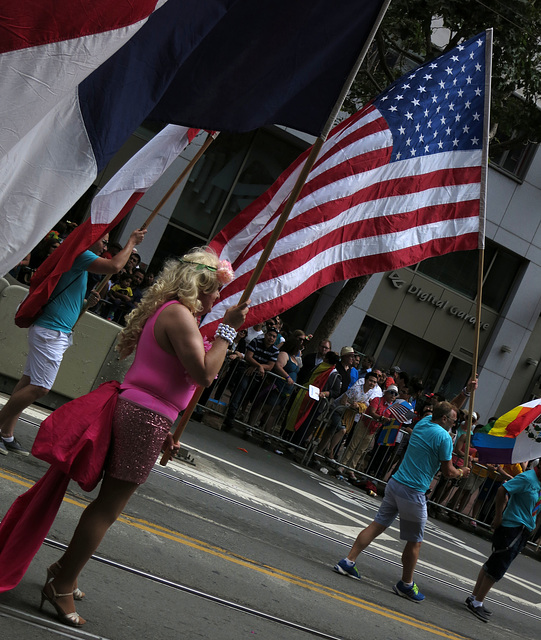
left=466, top=459, right=541, bottom=623
left=333, top=401, right=469, bottom=602
left=0, top=229, right=145, bottom=457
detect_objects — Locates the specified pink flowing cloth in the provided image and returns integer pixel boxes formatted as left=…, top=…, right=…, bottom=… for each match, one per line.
left=0, top=380, right=120, bottom=592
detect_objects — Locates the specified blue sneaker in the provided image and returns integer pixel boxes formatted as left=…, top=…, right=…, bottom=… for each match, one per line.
left=393, top=580, right=425, bottom=602
left=333, top=558, right=361, bottom=580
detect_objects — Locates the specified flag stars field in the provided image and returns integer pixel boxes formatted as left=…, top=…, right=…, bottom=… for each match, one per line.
left=376, top=34, right=485, bottom=162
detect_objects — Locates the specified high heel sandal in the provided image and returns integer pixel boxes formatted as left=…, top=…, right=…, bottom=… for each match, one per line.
left=46, top=562, right=85, bottom=600
left=40, top=582, right=86, bottom=627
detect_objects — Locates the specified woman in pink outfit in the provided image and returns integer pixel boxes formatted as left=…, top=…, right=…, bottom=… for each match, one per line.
left=41, top=247, right=248, bottom=627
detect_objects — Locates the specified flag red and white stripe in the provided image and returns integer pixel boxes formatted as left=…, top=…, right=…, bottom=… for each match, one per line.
left=15, top=125, right=199, bottom=328
left=202, top=33, right=488, bottom=335
left=0, top=1, right=168, bottom=277
left=388, top=400, right=416, bottom=424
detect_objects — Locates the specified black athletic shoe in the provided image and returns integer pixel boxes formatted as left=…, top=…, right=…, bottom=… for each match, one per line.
left=465, top=596, right=492, bottom=615
left=1, top=437, right=29, bottom=456
left=466, top=599, right=490, bottom=622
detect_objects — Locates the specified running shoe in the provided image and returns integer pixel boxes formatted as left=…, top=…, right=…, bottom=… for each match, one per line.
left=392, top=580, right=425, bottom=602
left=465, top=596, right=492, bottom=615
left=466, top=598, right=490, bottom=622
left=333, top=559, right=361, bottom=580
left=1, top=437, right=29, bottom=456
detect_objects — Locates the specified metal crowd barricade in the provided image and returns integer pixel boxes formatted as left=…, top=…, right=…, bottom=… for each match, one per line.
left=195, top=360, right=329, bottom=454
left=195, top=363, right=516, bottom=533
left=308, top=408, right=503, bottom=529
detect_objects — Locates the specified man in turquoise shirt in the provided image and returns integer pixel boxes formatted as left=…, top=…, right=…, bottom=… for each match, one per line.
left=333, top=401, right=469, bottom=602
left=466, top=460, right=541, bottom=623
left=0, top=228, right=145, bottom=456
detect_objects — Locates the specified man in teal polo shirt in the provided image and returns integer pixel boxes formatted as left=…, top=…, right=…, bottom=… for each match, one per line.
left=333, top=401, right=469, bottom=602
left=466, top=459, right=541, bottom=622
left=0, top=228, right=145, bottom=456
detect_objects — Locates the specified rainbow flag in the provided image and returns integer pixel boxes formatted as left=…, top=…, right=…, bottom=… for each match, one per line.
left=472, top=399, right=541, bottom=464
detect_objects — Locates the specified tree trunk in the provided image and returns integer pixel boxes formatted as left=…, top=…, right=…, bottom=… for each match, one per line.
left=307, top=275, right=372, bottom=353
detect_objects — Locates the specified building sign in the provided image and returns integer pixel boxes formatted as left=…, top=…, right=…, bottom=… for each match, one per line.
left=388, top=272, right=490, bottom=330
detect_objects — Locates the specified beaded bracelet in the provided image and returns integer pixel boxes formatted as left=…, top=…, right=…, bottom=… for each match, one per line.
left=215, top=322, right=237, bottom=346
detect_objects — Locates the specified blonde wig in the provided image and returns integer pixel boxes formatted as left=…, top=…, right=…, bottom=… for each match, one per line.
left=116, top=247, right=221, bottom=359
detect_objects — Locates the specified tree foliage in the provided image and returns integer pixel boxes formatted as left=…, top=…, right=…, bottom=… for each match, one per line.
left=343, top=0, right=541, bottom=153
left=312, top=1, right=541, bottom=343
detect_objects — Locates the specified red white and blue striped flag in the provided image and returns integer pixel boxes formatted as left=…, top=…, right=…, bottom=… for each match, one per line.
left=202, top=33, right=490, bottom=334
left=0, top=0, right=387, bottom=277
left=14, top=125, right=199, bottom=328
left=388, top=400, right=417, bottom=424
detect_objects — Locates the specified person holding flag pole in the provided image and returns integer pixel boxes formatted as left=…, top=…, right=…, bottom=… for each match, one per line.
left=466, top=459, right=541, bottom=623
left=159, top=0, right=394, bottom=465
left=0, top=3, right=394, bottom=626
left=1, top=127, right=214, bottom=458
left=0, top=226, right=146, bottom=457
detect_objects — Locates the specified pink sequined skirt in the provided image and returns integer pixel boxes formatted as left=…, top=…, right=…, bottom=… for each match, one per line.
left=105, top=397, right=172, bottom=484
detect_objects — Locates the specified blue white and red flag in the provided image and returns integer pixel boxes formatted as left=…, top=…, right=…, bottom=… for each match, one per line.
left=203, top=32, right=490, bottom=334
left=15, top=126, right=199, bottom=328
left=0, top=0, right=387, bottom=276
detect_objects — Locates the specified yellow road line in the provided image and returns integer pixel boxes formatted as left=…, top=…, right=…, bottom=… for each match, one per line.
left=0, top=470, right=467, bottom=640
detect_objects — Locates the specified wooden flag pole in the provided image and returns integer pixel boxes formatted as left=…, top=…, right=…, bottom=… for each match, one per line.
left=160, top=136, right=323, bottom=466
left=463, top=29, right=493, bottom=469
left=139, top=131, right=219, bottom=231
left=76, top=132, right=219, bottom=323
left=463, top=247, right=485, bottom=468
left=159, top=1, right=393, bottom=466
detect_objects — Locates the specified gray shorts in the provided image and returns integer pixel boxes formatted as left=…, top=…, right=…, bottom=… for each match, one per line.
left=374, top=477, right=427, bottom=542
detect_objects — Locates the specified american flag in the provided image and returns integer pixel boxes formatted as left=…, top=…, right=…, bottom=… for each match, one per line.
left=388, top=400, right=416, bottom=424
left=203, top=32, right=489, bottom=334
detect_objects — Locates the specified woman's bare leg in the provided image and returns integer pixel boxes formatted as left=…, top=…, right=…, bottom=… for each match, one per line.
left=49, top=475, right=139, bottom=614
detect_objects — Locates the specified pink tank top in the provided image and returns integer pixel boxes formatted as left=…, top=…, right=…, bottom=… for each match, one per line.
left=120, top=301, right=197, bottom=420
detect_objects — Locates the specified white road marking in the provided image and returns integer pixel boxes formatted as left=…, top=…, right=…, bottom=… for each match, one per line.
left=168, top=446, right=541, bottom=607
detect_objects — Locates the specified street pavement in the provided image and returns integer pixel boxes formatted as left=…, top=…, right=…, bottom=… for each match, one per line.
left=1, top=399, right=540, bottom=640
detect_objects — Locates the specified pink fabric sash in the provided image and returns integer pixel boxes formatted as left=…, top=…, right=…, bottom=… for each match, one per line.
left=0, top=380, right=120, bottom=592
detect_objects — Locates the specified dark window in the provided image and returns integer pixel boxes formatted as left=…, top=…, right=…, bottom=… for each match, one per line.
left=437, top=357, right=472, bottom=400
left=170, top=128, right=305, bottom=240
left=414, top=240, right=522, bottom=312
left=354, top=316, right=387, bottom=359
left=490, top=140, right=538, bottom=182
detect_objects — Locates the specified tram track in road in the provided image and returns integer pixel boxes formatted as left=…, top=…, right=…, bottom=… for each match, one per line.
left=5, top=417, right=541, bottom=626
left=150, top=467, right=541, bottom=622
left=0, top=603, right=112, bottom=639
left=40, top=539, right=470, bottom=640
left=36, top=542, right=346, bottom=640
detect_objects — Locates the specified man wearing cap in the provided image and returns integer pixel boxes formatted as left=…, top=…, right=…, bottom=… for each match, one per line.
left=466, top=459, right=541, bottom=622
left=333, top=401, right=469, bottom=602
left=384, top=366, right=401, bottom=389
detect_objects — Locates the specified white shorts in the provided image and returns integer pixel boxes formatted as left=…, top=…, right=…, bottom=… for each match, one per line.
left=23, top=325, right=72, bottom=389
